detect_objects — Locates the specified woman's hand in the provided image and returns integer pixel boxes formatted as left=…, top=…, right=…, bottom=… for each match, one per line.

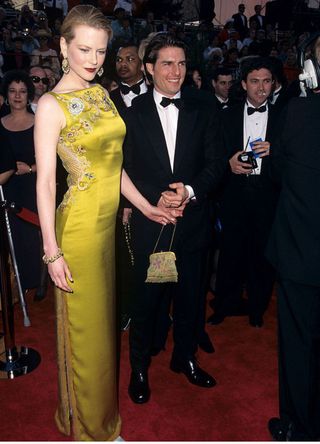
left=48, top=257, right=73, bottom=293
left=142, top=203, right=180, bottom=225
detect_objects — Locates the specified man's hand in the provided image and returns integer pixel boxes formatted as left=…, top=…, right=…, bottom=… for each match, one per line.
left=229, top=151, right=253, bottom=175
left=161, top=182, right=189, bottom=208
left=157, top=196, right=185, bottom=218
left=251, top=140, right=270, bottom=158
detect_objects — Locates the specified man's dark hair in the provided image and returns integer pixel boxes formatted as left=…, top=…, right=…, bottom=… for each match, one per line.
left=241, top=56, right=274, bottom=81
left=1, top=69, right=35, bottom=101
left=210, top=67, right=232, bottom=82
left=143, top=32, right=187, bottom=67
left=143, top=33, right=187, bottom=83
left=117, top=42, right=138, bottom=55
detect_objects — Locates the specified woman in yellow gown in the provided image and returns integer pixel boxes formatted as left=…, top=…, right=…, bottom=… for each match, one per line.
left=35, top=5, right=176, bottom=441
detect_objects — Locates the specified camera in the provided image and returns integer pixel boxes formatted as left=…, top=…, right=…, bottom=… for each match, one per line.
left=238, top=151, right=258, bottom=169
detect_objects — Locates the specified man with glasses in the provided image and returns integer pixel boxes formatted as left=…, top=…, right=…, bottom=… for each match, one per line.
left=28, top=65, right=49, bottom=113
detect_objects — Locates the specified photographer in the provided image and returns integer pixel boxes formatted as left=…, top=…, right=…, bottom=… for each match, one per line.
left=209, top=57, right=280, bottom=327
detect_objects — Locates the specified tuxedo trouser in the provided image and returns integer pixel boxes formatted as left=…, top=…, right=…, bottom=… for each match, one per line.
left=129, top=249, right=207, bottom=371
left=277, top=279, right=320, bottom=440
left=215, top=184, right=275, bottom=318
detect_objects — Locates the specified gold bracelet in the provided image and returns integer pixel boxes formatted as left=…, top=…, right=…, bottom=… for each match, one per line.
left=42, top=248, right=64, bottom=264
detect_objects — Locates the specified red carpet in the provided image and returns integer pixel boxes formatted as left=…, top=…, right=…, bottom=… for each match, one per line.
left=0, top=289, right=278, bottom=441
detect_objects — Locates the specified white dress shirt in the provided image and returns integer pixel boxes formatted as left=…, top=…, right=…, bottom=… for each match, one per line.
left=153, top=88, right=194, bottom=198
left=243, top=100, right=268, bottom=175
left=121, top=80, right=147, bottom=108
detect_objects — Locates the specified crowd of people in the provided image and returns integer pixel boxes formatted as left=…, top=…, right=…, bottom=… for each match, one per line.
left=1, top=0, right=320, bottom=442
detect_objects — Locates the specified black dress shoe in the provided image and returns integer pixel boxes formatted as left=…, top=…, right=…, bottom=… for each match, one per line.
left=207, top=312, right=225, bottom=325
left=128, top=371, right=150, bottom=404
left=268, top=417, right=289, bottom=441
left=170, top=358, right=216, bottom=388
left=249, top=315, right=264, bottom=328
left=198, top=334, right=215, bottom=353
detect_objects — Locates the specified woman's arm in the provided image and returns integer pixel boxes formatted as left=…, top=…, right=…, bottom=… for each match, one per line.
left=35, top=93, right=73, bottom=292
left=121, top=169, right=180, bottom=224
left=0, top=169, right=14, bottom=185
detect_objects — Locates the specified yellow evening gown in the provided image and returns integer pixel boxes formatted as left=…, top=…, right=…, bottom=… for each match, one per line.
left=49, top=84, right=125, bottom=441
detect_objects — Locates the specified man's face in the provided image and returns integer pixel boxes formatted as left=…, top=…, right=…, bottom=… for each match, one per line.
left=146, top=46, right=186, bottom=98
left=255, top=5, right=262, bottom=14
left=29, top=67, right=48, bottom=98
left=212, top=74, right=233, bottom=100
left=242, top=68, right=273, bottom=107
left=239, top=4, right=245, bottom=13
left=116, top=46, right=142, bottom=85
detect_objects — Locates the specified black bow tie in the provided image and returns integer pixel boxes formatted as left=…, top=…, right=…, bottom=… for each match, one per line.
left=247, top=105, right=267, bottom=116
left=160, top=97, right=183, bottom=109
left=120, top=80, right=143, bottom=95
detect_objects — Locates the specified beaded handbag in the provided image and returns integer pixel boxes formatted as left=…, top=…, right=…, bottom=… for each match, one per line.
left=145, top=224, right=178, bottom=283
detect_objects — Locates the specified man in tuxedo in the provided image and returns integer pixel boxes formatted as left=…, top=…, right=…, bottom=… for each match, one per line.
left=123, top=33, right=226, bottom=403
left=232, top=4, right=248, bottom=41
left=209, top=57, right=279, bottom=328
left=110, top=43, right=147, bottom=118
left=210, top=68, right=233, bottom=110
left=266, top=90, right=320, bottom=441
left=249, top=4, right=266, bottom=30
left=111, top=43, right=148, bottom=331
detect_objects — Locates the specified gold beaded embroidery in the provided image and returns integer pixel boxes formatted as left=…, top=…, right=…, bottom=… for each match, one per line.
left=54, top=85, right=115, bottom=212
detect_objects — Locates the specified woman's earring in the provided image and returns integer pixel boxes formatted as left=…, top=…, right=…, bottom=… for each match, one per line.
left=62, top=57, right=70, bottom=74
left=5, top=99, right=9, bottom=105
left=97, top=66, right=104, bottom=77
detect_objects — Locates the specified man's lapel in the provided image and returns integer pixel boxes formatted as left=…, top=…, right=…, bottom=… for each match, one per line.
left=138, top=91, right=172, bottom=174
left=173, top=101, right=198, bottom=173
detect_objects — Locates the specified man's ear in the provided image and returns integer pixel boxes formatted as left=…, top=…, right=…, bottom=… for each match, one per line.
left=145, top=62, right=154, bottom=78
left=241, top=79, right=247, bottom=91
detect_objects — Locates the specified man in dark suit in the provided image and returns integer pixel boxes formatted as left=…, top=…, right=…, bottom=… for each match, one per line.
left=110, top=43, right=147, bottom=119
left=266, top=90, right=320, bottom=441
left=210, top=67, right=233, bottom=110
left=123, top=33, right=226, bottom=403
left=110, top=43, right=148, bottom=331
left=249, top=4, right=266, bottom=30
left=232, top=4, right=248, bottom=41
left=209, top=57, right=279, bottom=328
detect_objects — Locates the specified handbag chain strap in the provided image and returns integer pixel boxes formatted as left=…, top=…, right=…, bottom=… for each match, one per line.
left=152, top=223, right=177, bottom=254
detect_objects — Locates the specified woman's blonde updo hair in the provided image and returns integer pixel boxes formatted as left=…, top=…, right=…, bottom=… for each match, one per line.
left=61, top=5, right=112, bottom=44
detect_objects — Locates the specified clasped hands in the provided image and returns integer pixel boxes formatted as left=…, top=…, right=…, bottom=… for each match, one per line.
left=158, top=182, right=189, bottom=220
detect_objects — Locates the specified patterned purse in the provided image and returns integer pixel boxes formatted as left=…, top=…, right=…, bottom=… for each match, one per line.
left=145, top=224, right=178, bottom=283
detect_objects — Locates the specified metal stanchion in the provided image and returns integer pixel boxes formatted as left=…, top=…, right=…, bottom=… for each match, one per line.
left=0, top=199, right=41, bottom=379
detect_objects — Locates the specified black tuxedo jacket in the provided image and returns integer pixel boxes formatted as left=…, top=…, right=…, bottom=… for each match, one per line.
left=232, top=13, right=248, bottom=38
left=123, top=89, right=227, bottom=253
left=220, top=101, right=280, bottom=194
left=110, top=87, right=129, bottom=120
left=249, top=14, right=266, bottom=29
left=266, top=95, right=320, bottom=286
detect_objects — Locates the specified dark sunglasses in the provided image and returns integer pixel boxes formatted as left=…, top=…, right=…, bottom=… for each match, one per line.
left=30, top=76, right=49, bottom=85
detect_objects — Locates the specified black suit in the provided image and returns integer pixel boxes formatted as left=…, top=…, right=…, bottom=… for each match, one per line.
left=266, top=94, right=320, bottom=440
left=249, top=14, right=266, bottom=29
left=232, top=12, right=248, bottom=40
left=214, top=102, right=279, bottom=320
left=123, top=89, right=226, bottom=370
left=109, top=87, right=129, bottom=120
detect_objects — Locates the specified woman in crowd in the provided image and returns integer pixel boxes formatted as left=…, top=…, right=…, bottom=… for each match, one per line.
left=0, top=69, right=43, bottom=295
left=35, top=5, right=176, bottom=441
